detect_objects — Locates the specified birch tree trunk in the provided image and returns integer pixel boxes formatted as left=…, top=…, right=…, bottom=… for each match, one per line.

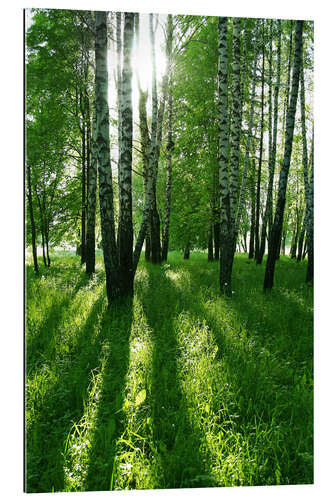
left=138, top=88, right=151, bottom=261
left=95, top=10, right=119, bottom=302
left=257, top=20, right=281, bottom=264
left=264, top=20, right=303, bottom=290
left=161, top=14, right=174, bottom=262
left=132, top=13, right=158, bottom=274
left=85, top=107, right=97, bottom=275
left=208, top=224, right=214, bottom=262
left=306, top=134, right=313, bottom=283
left=80, top=119, right=86, bottom=264
left=300, top=53, right=314, bottom=283
left=297, top=212, right=306, bottom=261
left=228, top=18, right=242, bottom=232
left=150, top=82, right=166, bottom=264
left=218, top=17, right=232, bottom=296
left=248, top=161, right=256, bottom=259
left=255, top=22, right=265, bottom=262
left=27, top=164, right=39, bottom=274
left=118, top=12, right=135, bottom=295
left=235, top=22, right=259, bottom=239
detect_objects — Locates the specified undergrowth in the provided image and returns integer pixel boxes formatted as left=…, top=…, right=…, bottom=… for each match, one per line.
left=25, top=252, right=313, bottom=492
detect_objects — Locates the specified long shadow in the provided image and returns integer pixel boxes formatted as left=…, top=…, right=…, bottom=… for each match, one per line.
left=136, top=264, right=211, bottom=489
left=84, top=296, right=133, bottom=492
left=26, top=261, right=105, bottom=378
left=26, top=288, right=108, bottom=493
left=161, top=257, right=313, bottom=485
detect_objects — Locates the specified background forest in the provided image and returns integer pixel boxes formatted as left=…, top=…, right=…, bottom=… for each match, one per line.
left=24, top=6, right=314, bottom=494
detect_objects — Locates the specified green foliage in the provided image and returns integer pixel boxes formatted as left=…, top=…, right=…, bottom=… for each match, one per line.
left=26, top=9, right=94, bottom=250
left=26, top=252, right=313, bottom=491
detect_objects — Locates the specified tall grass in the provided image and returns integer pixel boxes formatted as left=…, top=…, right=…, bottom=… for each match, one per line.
left=25, top=252, right=313, bottom=492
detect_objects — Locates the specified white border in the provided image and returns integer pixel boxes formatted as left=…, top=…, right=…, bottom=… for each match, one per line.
left=2, top=1, right=331, bottom=499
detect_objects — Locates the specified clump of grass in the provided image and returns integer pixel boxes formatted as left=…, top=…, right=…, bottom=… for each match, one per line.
left=25, top=252, right=313, bottom=492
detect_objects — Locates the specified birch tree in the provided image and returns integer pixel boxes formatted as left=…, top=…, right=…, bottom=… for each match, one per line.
left=118, top=12, right=135, bottom=294
left=161, top=14, right=174, bottom=262
left=27, top=164, right=39, bottom=274
left=94, top=10, right=119, bottom=301
left=257, top=20, right=281, bottom=264
left=264, top=20, right=304, bottom=290
left=133, top=14, right=159, bottom=274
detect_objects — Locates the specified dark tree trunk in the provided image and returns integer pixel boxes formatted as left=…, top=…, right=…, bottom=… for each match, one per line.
left=257, top=20, right=281, bottom=264
left=27, top=165, right=38, bottom=274
left=248, top=161, right=256, bottom=259
left=132, top=15, right=159, bottom=275
left=297, top=214, right=306, bottom=261
left=281, top=231, right=287, bottom=255
left=184, top=241, right=190, bottom=259
left=290, top=226, right=298, bottom=258
left=208, top=225, right=214, bottom=261
left=306, top=136, right=314, bottom=283
left=145, top=232, right=151, bottom=261
left=46, top=231, right=51, bottom=267
left=213, top=219, right=220, bottom=260
left=150, top=200, right=161, bottom=263
left=264, top=21, right=303, bottom=290
left=150, top=78, right=166, bottom=265
left=302, top=237, right=307, bottom=260
left=41, top=230, right=47, bottom=267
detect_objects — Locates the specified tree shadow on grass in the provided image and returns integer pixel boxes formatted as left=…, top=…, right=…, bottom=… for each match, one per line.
left=162, top=257, right=313, bottom=485
left=26, top=262, right=105, bottom=378
left=26, top=288, right=108, bottom=493
left=84, top=296, right=133, bottom=492
left=136, top=264, right=211, bottom=489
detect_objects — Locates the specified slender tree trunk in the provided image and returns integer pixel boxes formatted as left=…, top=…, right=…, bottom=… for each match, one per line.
left=150, top=74, right=167, bottom=264
left=213, top=209, right=220, bottom=260
left=116, top=11, right=122, bottom=249
left=161, top=14, right=174, bottom=262
left=229, top=18, right=242, bottom=232
left=248, top=160, right=256, bottom=259
left=184, top=241, right=190, bottom=259
left=297, top=213, right=306, bottom=261
left=95, top=11, right=119, bottom=302
left=46, top=229, right=50, bottom=267
left=290, top=225, right=298, bottom=258
left=41, top=229, right=47, bottom=266
left=302, top=237, right=308, bottom=260
left=117, top=13, right=135, bottom=295
left=235, top=22, right=259, bottom=239
left=80, top=93, right=87, bottom=265
left=306, top=134, right=314, bottom=283
left=86, top=107, right=97, bottom=275
left=218, top=16, right=231, bottom=294
left=257, top=20, right=281, bottom=264
left=281, top=229, right=287, bottom=255
left=208, top=224, right=214, bottom=261
left=264, top=21, right=303, bottom=290
left=300, top=51, right=313, bottom=283
left=255, top=23, right=265, bottom=262
left=132, top=14, right=159, bottom=275
left=138, top=89, right=151, bottom=262
left=27, top=164, right=38, bottom=274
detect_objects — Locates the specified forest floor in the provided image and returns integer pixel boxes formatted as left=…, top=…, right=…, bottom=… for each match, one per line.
left=25, top=251, right=313, bottom=492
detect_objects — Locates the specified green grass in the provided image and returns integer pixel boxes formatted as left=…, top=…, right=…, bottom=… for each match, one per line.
left=25, top=251, right=313, bottom=492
